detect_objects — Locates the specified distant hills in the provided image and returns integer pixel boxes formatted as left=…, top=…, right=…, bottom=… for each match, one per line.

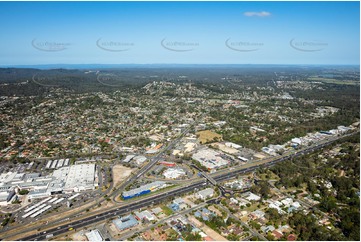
left=0, top=64, right=358, bottom=70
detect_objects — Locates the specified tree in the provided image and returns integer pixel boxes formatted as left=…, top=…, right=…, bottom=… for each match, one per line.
left=227, top=234, right=240, bottom=241
left=266, top=233, right=275, bottom=241
left=18, top=189, right=29, bottom=195
left=266, top=208, right=281, bottom=220
left=318, top=196, right=337, bottom=212
left=184, top=232, right=202, bottom=241
left=251, top=180, right=270, bottom=199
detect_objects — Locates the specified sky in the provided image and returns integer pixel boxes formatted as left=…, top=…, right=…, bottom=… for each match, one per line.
left=0, top=1, right=359, bottom=66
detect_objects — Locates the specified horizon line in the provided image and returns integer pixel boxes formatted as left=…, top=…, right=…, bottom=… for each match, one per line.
left=1, top=63, right=359, bottom=68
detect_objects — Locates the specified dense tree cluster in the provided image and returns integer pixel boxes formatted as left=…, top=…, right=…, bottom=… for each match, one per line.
left=269, top=134, right=360, bottom=241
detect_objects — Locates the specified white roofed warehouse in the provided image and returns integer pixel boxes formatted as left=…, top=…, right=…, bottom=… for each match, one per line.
left=197, top=188, right=214, bottom=200
left=63, top=164, right=97, bottom=193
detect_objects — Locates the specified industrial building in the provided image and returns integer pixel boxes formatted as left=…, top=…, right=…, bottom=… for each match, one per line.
left=0, top=164, right=97, bottom=202
left=113, top=215, right=138, bottom=231
left=122, top=181, right=166, bottom=200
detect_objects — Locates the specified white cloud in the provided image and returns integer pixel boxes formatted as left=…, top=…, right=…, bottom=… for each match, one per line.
left=244, top=11, right=271, bottom=17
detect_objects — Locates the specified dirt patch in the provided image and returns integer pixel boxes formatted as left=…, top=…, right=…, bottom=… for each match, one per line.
left=71, top=230, right=87, bottom=241
left=196, top=130, right=222, bottom=144
left=91, top=200, right=115, bottom=213
left=113, top=165, right=134, bottom=187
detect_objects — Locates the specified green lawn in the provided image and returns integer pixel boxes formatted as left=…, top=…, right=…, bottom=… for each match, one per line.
left=161, top=205, right=174, bottom=216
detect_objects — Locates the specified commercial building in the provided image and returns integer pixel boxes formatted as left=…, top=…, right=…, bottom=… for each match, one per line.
left=85, top=229, right=103, bottom=241
left=63, top=164, right=96, bottom=192
left=0, top=189, right=16, bottom=205
left=225, top=142, right=242, bottom=149
left=113, top=215, right=138, bottom=231
left=163, top=168, right=186, bottom=179
left=291, top=138, right=302, bottom=146
left=337, top=125, right=352, bottom=133
left=192, top=148, right=229, bottom=171
left=133, top=156, right=147, bottom=166
left=244, top=192, right=261, bottom=201
left=0, top=164, right=97, bottom=201
left=184, top=142, right=196, bottom=153
left=134, top=210, right=156, bottom=221
left=51, top=160, right=58, bottom=169
left=122, top=155, right=135, bottom=163
left=196, top=188, right=214, bottom=200
left=261, top=147, right=277, bottom=156
left=0, top=172, right=17, bottom=184
left=122, top=181, right=166, bottom=200
left=46, top=158, right=69, bottom=170
left=28, top=189, right=51, bottom=200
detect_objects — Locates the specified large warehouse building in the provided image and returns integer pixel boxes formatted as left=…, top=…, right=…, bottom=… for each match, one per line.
left=192, top=148, right=229, bottom=171
left=0, top=164, right=97, bottom=200
left=122, top=181, right=166, bottom=200
left=63, top=164, right=97, bottom=192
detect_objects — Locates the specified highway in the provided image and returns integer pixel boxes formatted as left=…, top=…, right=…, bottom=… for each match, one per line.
left=8, top=131, right=357, bottom=241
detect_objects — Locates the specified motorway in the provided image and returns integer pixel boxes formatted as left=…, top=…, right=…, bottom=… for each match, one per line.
left=7, top=131, right=357, bottom=241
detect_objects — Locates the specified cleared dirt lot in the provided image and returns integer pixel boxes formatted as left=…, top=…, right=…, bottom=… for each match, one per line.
left=196, top=130, right=222, bottom=144
left=113, top=165, right=134, bottom=186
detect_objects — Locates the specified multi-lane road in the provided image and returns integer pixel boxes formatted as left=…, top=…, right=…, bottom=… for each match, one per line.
left=6, top=131, right=358, bottom=241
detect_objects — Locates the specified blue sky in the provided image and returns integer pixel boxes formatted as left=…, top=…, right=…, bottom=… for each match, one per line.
left=0, top=1, right=359, bottom=65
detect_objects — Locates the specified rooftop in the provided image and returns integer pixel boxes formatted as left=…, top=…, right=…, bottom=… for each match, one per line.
left=85, top=229, right=103, bottom=241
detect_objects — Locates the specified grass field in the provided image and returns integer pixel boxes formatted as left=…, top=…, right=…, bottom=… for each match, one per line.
left=196, top=130, right=222, bottom=144
left=161, top=205, right=174, bottom=216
